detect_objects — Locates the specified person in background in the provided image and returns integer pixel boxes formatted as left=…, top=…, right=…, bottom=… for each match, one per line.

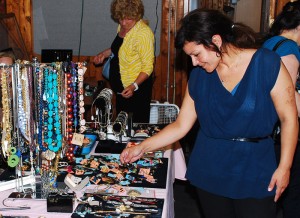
left=263, top=1, right=300, bottom=217
left=120, top=9, right=298, bottom=218
left=0, top=48, right=15, bottom=65
left=93, top=0, right=155, bottom=123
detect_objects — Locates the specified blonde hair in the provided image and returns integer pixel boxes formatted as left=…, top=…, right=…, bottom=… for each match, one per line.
left=111, top=0, right=144, bottom=22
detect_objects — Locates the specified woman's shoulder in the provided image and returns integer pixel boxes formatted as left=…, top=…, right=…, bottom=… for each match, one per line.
left=263, top=36, right=299, bottom=59
left=124, top=21, right=154, bottom=45
left=241, top=48, right=279, bottom=65
left=256, top=47, right=280, bottom=59
left=262, top=35, right=284, bottom=48
left=130, top=20, right=154, bottom=38
left=135, top=20, right=152, bottom=31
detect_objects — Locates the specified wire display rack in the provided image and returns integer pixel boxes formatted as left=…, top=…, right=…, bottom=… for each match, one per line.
left=149, top=101, right=180, bottom=124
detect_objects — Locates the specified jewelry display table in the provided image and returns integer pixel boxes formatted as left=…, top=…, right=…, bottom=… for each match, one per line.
left=0, top=146, right=186, bottom=218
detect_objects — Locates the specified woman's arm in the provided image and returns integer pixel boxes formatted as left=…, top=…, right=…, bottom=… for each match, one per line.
left=120, top=86, right=198, bottom=163
left=121, top=28, right=154, bottom=98
left=269, top=62, right=298, bottom=202
left=93, top=48, right=112, bottom=65
left=281, top=54, right=300, bottom=116
left=121, top=72, right=149, bottom=98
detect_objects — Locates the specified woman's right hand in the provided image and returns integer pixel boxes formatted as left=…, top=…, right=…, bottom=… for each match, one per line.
left=120, top=145, right=145, bottom=164
left=93, top=52, right=106, bottom=65
left=93, top=48, right=112, bottom=65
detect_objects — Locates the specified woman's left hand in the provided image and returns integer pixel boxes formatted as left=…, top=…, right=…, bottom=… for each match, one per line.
left=268, top=167, right=290, bottom=202
left=121, top=84, right=135, bottom=98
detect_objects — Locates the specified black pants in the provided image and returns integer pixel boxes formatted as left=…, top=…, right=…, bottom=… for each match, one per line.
left=115, top=76, right=152, bottom=123
left=275, top=143, right=300, bottom=218
left=196, top=188, right=276, bottom=218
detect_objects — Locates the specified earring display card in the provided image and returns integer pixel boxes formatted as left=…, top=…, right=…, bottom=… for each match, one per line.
left=71, top=193, right=164, bottom=218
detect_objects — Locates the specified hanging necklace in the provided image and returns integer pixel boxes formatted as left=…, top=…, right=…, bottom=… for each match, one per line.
left=64, top=63, right=75, bottom=161
left=77, top=62, right=86, bottom=133
left=44, top=65, right=63, bottom=153
left=36, top=64, right=47, bottom=152
left=1, top=66, right=13, bottom=159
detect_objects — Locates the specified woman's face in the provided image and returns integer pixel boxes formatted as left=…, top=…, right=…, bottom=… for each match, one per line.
left=183, top=41, right=220, bottom=72
left=119, top=18, right=136, bottom=31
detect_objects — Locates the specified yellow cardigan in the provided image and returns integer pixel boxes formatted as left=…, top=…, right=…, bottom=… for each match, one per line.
left=118, top=20, right=155, bottom=88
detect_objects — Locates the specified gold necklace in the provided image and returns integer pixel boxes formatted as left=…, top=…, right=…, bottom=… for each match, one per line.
left=1, top=66, right=12, bottom=158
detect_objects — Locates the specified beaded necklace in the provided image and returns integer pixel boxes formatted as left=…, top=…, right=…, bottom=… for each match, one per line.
left=64, top=62, right=86, bottom=161
left=77, top=62, right=86, bottom=133
left=43, top=65, right=63, bottom=153
left=36, top=65, right=47, bottom=152
left=64, top=63, right=75, bottom=161
left=71, top=63, right=79, bottom=129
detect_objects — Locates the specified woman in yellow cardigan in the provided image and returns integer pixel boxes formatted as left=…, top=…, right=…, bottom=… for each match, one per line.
left=94, top=0, right=155, bottom=123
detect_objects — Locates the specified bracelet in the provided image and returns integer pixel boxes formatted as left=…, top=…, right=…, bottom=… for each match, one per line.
left=132, top=82, right=139, bottom=91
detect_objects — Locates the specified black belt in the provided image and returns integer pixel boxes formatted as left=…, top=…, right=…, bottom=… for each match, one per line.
left=229, top=136, right=271, bottom=143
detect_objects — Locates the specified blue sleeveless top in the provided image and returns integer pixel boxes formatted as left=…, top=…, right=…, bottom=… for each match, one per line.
left=187, top=48, right=281, bottom=199
left=263, top=35, right=300, bottom=61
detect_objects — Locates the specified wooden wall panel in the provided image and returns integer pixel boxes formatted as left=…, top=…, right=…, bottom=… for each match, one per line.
left=6, top=0, right=32, bottom=60
left=276, top=0, right=290, bottom=15
left=151, top=0, right=186, bottom=106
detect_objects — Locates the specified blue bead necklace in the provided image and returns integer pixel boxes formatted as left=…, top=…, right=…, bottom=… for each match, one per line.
left=44, top=65, right=62, bottom=153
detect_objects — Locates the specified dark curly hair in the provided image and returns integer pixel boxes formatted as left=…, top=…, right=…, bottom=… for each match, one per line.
left=175, top=9, right=259, bottom=56
left=268, top=0, right=300, bottom=37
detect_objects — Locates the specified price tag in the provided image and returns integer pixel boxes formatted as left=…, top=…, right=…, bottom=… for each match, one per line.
left=71, top=133, right=85, bottom=146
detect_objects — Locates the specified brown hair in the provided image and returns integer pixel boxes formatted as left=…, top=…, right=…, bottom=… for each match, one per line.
left=111, top=0, right=144, bottom=22
left=0, top=49, right=15, bottom=64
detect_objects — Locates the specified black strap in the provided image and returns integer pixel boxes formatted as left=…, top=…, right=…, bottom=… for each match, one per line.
left=230, top=135, right=271, bottom=143
left=272, top=38, right=290, bottom=51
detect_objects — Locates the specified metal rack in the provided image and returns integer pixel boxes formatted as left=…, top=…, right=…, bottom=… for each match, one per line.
left=149, top=101, right=179, bottom=124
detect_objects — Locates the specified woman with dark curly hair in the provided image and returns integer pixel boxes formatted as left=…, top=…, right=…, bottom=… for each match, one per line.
left=263, top=1, right=300, bottom=217
left=120, top=9, right=298, bottom=218
left=93, top=0, right=154, bottom=123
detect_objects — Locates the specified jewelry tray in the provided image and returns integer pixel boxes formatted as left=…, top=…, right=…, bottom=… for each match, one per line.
left=58, top=154, right=168, bottom=189
left=71, top=193, right=164, bottom=218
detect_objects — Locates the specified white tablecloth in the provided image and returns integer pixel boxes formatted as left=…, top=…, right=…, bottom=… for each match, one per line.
left=0, top=146, right=186, bottom=218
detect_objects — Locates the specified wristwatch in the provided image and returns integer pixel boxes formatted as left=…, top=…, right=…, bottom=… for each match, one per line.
left=132, top=82, right=139, bottom=91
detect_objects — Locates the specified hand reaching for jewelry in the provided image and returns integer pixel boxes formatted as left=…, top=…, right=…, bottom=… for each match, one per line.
left=120, top=146, right=144, bottom=164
